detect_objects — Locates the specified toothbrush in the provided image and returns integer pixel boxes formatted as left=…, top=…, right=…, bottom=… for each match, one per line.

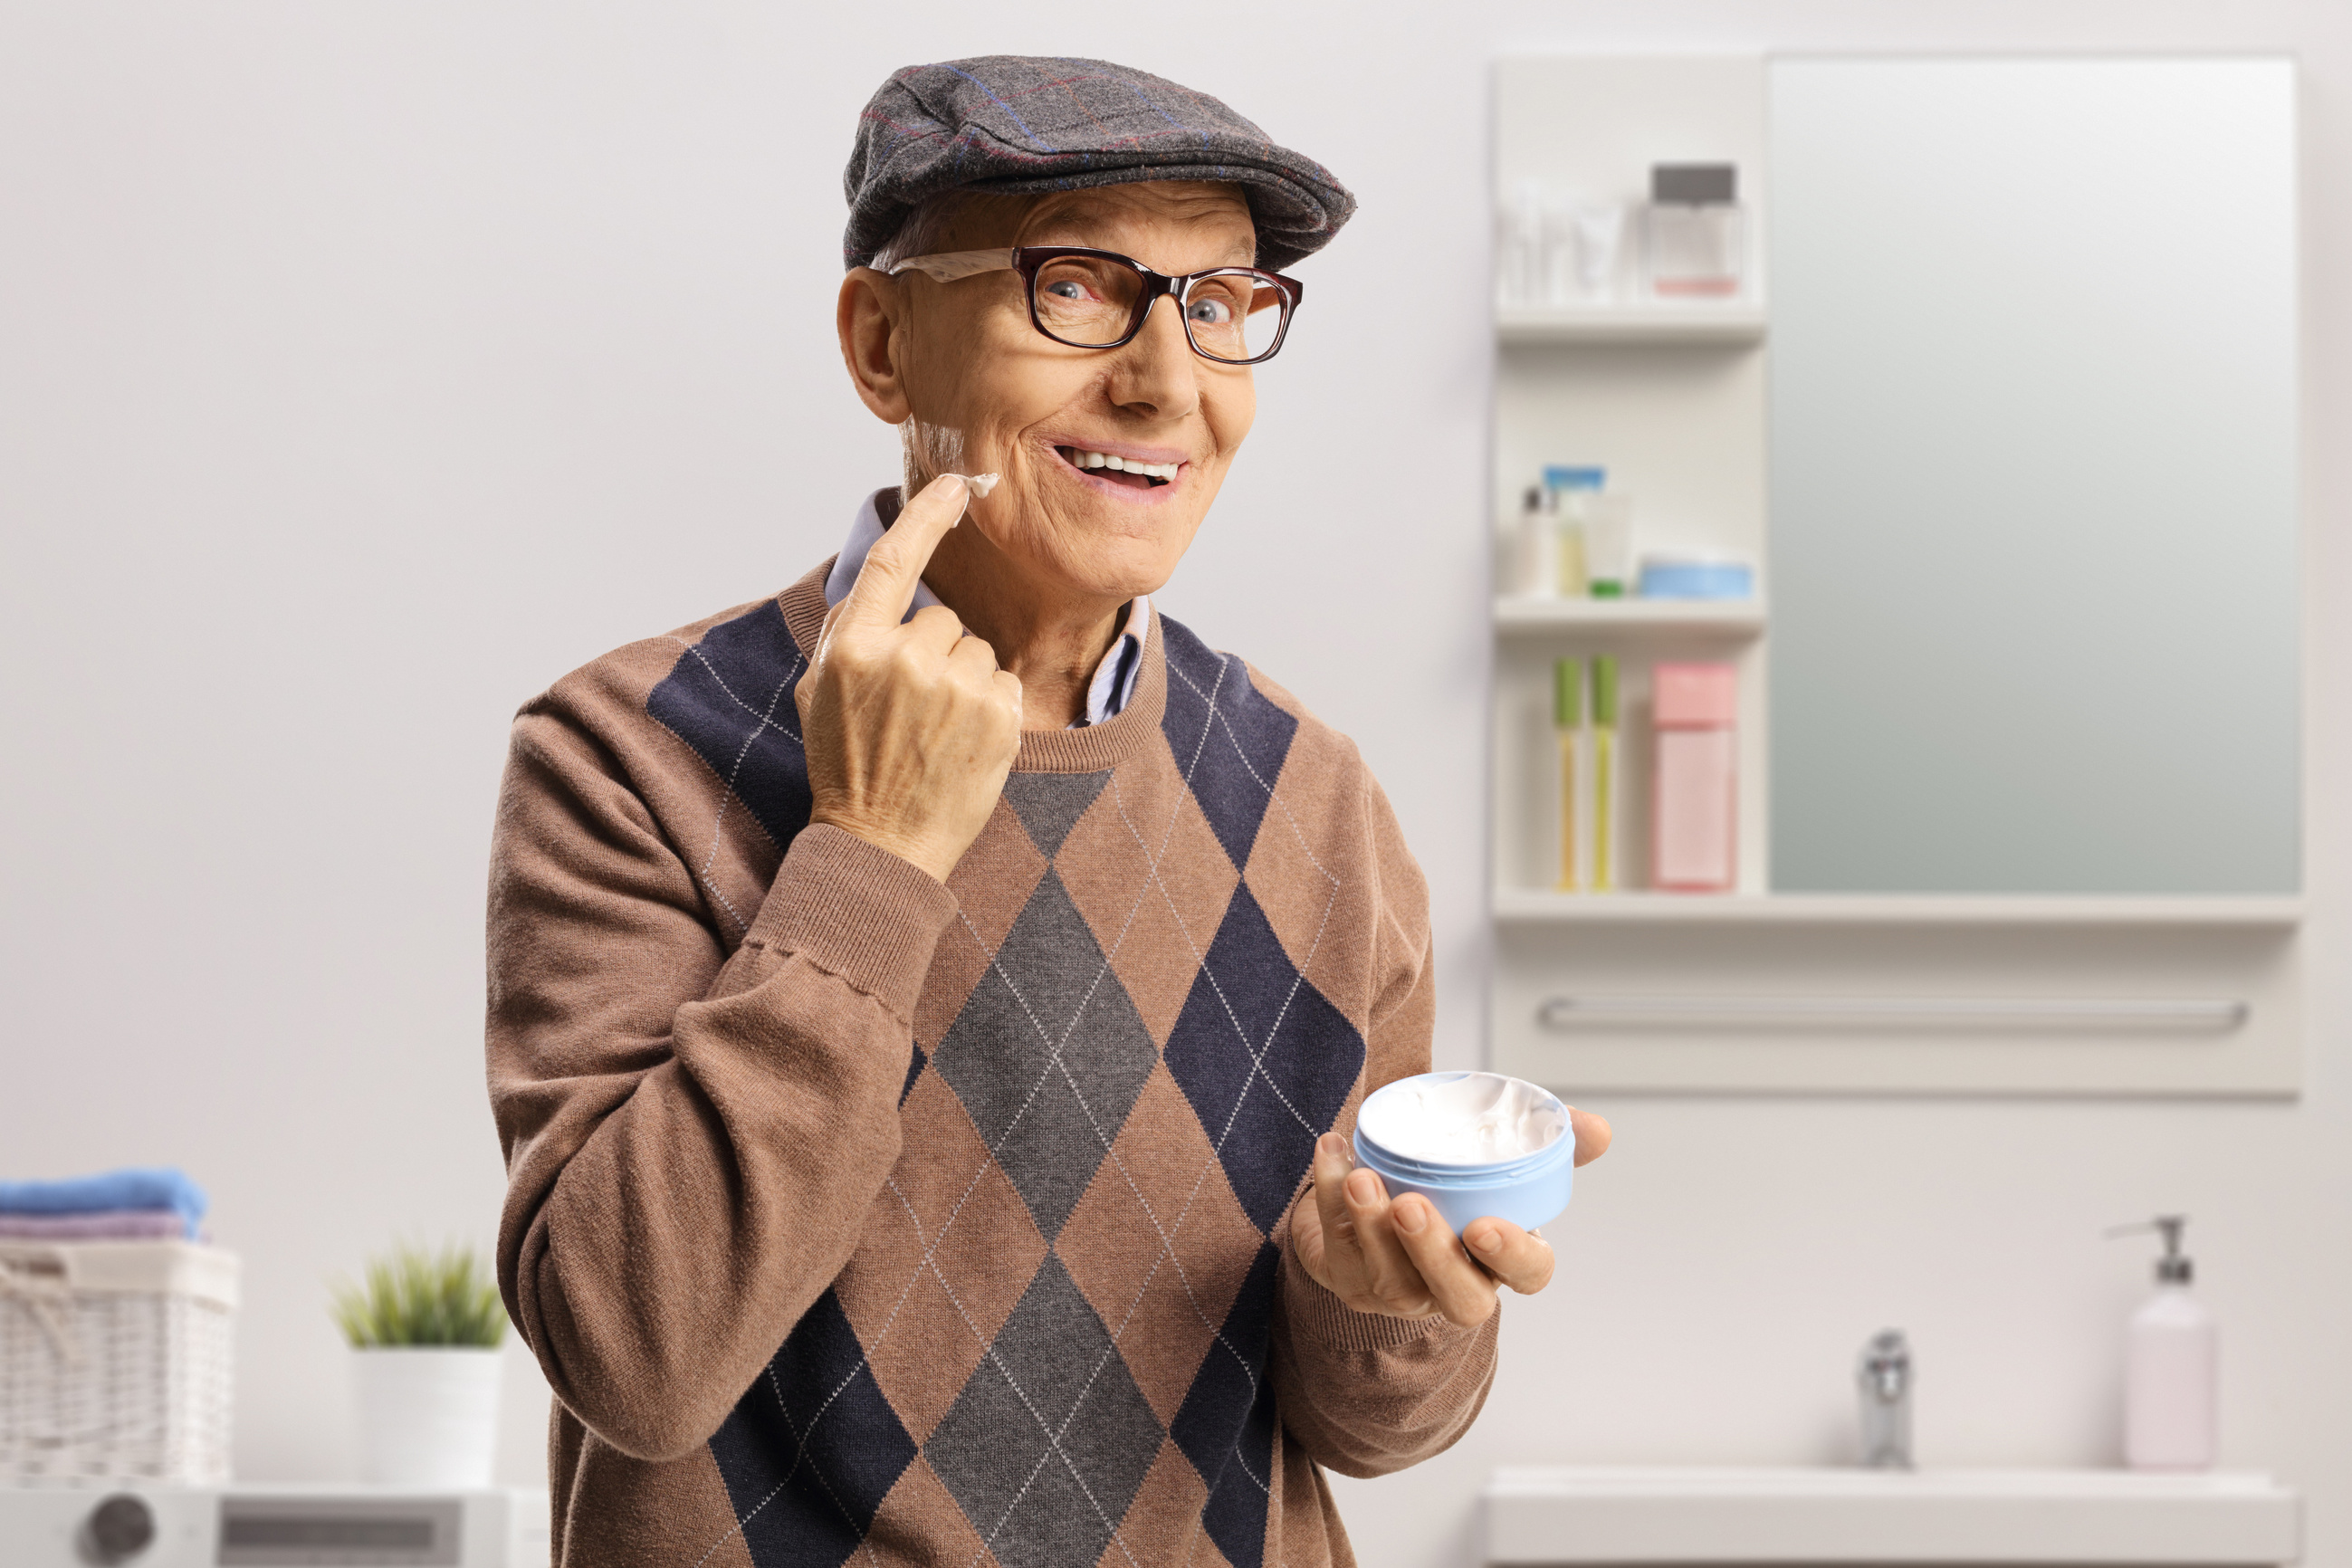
left=1591, top=655, right=1619, bottom=893
left=1554, top=657, right=1582, bottom=892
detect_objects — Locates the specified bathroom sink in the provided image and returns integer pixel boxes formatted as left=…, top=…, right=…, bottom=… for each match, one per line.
left=1482, top=1467, right=2301, bottom=1565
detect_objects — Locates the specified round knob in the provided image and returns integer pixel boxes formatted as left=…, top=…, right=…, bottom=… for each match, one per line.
left=83, top=1494, right=156, bottom=1563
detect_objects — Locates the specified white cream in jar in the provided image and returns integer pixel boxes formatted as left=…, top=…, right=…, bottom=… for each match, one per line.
left=1356, top=1071, right=1567, bottom=1166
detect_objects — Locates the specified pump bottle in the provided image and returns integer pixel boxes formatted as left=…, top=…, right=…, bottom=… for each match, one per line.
left=2111, top=1215, right=2216, bottom=1470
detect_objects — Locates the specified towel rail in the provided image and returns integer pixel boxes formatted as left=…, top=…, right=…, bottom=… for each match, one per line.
left=1536, top=995, right=2248, bottom=1032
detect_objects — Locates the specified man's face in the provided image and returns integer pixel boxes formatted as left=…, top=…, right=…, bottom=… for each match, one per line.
left=887, top=182, right=1259, bottom=605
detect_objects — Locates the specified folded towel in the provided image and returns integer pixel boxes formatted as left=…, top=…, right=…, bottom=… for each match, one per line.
left=0, top=1210, right=196, bottom=1241
left=0, top=1169, right=207, bottom=1238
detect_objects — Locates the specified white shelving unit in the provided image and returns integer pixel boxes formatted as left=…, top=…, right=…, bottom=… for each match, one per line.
left=1494, top=597, right=1765, bottom=638
left=1484, top=55, right=2303, bottom=1096
left=1496, top=303, right=1768, bottom=346
left=1494, top=890, right=2307, bottom=928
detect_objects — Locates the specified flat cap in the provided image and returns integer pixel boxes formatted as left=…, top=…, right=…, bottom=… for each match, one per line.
left=844, top=57, right=1356, bottom=272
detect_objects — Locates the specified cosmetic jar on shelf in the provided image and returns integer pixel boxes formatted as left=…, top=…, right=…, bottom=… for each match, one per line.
left=1353, top=1071, right=1575, bottom=1233
left=1643, top=162, right=1745, bottom=298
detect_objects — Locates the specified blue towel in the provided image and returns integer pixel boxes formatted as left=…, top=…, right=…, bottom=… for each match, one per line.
left=0, top=1168, right=208, bottom=1238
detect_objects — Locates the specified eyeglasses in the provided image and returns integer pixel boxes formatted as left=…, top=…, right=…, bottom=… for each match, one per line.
left=887, top=246, right=1304, bottom=366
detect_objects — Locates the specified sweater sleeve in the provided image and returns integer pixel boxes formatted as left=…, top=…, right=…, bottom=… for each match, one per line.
left=485, top=706, right=956, bottom=1463
left=1267, top=772, right=1500, bottom=1477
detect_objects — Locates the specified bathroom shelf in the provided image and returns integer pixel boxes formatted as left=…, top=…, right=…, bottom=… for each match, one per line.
left=1492, top=890, right=2306, bottom=927
left=1496, top=302, right=1768, bottom=345
left=1494, top=597, right=1765, bottom=637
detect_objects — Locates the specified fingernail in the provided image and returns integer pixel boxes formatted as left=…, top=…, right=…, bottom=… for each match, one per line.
left=1345, top=1170, right=1379, bottom=1205
left=1472, top=1228, right=1502, bottom=1255
left=1393, top=1199, right=1427, bottom=1236
left=1319, top=1133, right=1345, bottom=1161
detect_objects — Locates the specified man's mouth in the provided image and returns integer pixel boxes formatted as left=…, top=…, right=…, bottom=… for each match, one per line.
left=1056, top=445, right=1180, bottom=490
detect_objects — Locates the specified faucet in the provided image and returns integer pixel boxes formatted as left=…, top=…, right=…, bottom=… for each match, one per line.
left=1856, top=1329, right=1913, bottom=1469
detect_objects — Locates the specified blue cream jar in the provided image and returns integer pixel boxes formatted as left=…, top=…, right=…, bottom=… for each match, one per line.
left=1352, top=1071, right=1575, bottom=1234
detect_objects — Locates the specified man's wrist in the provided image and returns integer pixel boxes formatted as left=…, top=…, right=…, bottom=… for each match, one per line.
left=807, top=806, right=956, bottom=885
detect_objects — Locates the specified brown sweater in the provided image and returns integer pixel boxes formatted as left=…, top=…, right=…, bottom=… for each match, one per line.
left=486, top=560, right=1496, bottom=1568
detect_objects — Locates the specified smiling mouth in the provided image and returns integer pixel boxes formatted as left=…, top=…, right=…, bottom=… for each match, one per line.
left=1056, top=445, right=1179, bottom=490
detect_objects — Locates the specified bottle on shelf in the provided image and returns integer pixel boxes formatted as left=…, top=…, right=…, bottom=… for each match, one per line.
left=1643, top=163, right=1745, bottom=298
left=1569, top=202, right=1627, bottom=301
left=1554, top=657, right=1584, bottom=892
left=1591, top=656, right=1620, bottom=892
left=1652, top=662, right=1739, bottom=893
left=2111, top=1216, right=2218, bottom=1470
left=1543, top=465, right=1600, bottom=597
left=1583, top=491, right=1634, bottom=598
left=1505, top=485, right=1559, bottom=598
left=1496, top=179, right=1546, bottom=308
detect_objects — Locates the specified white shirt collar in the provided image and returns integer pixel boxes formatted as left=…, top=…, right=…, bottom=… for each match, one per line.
left=825, top=487, right=1150, bottom=729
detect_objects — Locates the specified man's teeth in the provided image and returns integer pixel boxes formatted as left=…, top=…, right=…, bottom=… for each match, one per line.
left=1065, top=448, right=1180, bottom=481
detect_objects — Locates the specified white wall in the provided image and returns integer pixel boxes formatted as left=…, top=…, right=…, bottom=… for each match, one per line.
left=1, top=2, right=2343, bottom=1563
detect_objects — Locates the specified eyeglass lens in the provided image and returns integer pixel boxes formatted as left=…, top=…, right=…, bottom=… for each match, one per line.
left=1030, top=254, right=1288, bottom=363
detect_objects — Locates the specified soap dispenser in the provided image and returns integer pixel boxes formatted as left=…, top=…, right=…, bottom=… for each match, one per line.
left=2111, top=1216, right=2216, bottom=1470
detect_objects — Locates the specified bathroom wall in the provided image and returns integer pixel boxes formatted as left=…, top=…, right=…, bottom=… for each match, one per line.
left=1, top=2, right=2344, bottom=1564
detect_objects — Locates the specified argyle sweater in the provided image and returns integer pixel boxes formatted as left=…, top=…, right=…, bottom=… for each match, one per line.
left=487, top=560, right=1496, bottom=1568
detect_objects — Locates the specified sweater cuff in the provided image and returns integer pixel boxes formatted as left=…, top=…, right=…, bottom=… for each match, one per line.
left=743, top=824, right=960, bottom=1019
left=1281, top=1228, right=1473, bottom=1353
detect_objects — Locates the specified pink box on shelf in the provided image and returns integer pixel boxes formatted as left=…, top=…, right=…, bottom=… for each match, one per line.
left=1651, top=662, right=1739, bottom=892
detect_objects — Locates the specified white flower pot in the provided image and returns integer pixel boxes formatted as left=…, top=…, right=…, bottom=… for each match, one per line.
left=351, top=1346, right=503, bottom=1487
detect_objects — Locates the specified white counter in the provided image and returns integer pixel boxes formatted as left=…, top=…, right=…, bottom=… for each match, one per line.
left=1483, top=1467, right=2301, bottom=1565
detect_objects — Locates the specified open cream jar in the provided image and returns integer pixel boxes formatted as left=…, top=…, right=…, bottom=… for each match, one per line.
left=1352, top=1071, right=1574, bottom=1233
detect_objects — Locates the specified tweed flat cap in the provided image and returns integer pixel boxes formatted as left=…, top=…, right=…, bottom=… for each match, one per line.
left=844, top=57, right=1356, bottom=272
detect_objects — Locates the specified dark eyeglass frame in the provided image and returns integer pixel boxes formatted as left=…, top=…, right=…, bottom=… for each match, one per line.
left=888, top=245, right=1305, bottom=366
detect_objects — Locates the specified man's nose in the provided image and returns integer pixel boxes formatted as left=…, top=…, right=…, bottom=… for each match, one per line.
left=1104, top=294, right=1203, bottom=418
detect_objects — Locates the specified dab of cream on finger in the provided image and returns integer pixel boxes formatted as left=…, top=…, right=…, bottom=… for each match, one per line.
left=950, top=473, right=999, bottom=499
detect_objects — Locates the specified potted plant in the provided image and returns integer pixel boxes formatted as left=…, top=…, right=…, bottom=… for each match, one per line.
left=331, top=1241, right=509, bottom=1487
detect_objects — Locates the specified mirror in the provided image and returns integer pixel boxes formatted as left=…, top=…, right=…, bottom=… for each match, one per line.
left=1766, top=58, right=2299, bottom=895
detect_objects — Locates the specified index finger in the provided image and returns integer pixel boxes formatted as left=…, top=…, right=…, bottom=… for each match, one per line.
left=837, top=473, right=969, bottom=633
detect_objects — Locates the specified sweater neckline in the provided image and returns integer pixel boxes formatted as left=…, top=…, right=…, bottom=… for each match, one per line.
left=779, top=563, right=1169, bottom=775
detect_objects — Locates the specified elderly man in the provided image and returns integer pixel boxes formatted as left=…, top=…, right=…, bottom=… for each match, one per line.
left=488, top=56, right=1608, bottom=1568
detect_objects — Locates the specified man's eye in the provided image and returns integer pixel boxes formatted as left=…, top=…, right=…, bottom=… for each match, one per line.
left=1043, top=279, right=1089, bottom=302
left=1187, top=297, right=1234, bottom=325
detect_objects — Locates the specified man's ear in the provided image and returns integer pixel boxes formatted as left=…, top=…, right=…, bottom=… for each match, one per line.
left=837, top=267, right=912, bottom=425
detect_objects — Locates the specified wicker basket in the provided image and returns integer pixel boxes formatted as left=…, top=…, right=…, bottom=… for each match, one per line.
left=0, top=1240, right=238, bottom=1487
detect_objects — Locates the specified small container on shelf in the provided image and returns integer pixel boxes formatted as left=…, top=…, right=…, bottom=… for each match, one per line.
left=1643, top=163, right=1745, bottom=299
left=1638, top=552, right=1755, bottom=601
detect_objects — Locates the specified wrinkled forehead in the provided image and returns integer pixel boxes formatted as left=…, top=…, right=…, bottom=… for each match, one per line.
left=1000, top=183, right=1260, bottom=271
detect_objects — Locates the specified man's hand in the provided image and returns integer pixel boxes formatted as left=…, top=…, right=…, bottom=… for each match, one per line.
left=796, top=473, right=1024, bottom=884
left=1290, top=1108, right=1612, bottom=1328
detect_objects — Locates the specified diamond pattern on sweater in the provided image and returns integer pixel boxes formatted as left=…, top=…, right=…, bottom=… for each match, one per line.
left=709, top=1288, right=916, bottom=1568
left=1004, top=770, right=1111, bottom=859
left=646, top=600, right=811, bottom=851
left=1109, top=1441, right=1212, bottom=1568
left=1056, top=1067, right=1263, bottom=1427
left=1162, top=883, right=1365, bottom=1233
left=927, top=1258, right=1165, bottom=1568
left=1160, top=618, right=1299, bottom=873
left=1079, top=784, right=1242, bottom=1050
left=934, top=869, right=1159, bottom=1242
left=1198, top=1374, right=1279, bottom=1568
left=1169, top=1242, right=1278, bottom=1484
left=838, top=1070, right=1045, bottom=1445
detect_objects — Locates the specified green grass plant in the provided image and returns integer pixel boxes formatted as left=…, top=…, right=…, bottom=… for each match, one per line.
left=330, top=1240, right=509, bottom=1349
